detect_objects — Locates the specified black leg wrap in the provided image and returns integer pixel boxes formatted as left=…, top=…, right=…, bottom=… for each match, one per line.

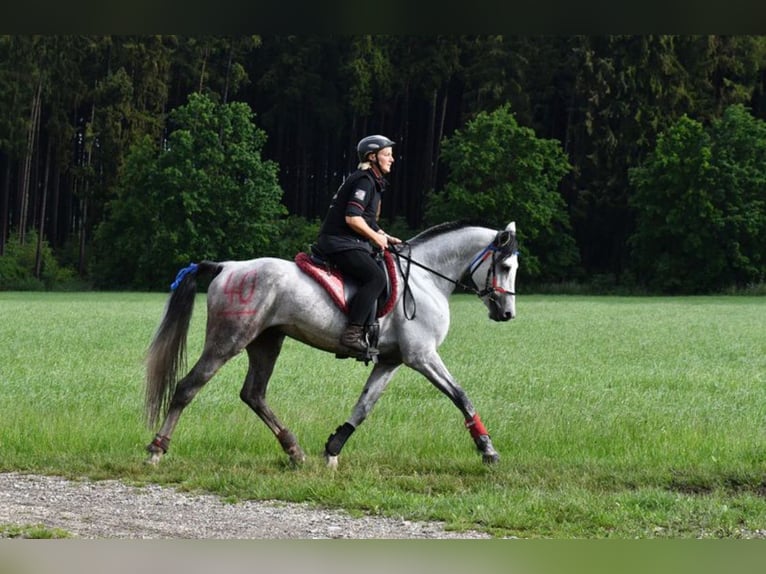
left=325, top=422, right=356, bottom=457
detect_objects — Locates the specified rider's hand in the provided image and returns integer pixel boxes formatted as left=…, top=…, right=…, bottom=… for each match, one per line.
left=372, top=231, right=388, bottom=250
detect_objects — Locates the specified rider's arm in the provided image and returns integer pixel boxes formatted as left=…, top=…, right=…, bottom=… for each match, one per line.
left=345, top=215, right=388, bottom=250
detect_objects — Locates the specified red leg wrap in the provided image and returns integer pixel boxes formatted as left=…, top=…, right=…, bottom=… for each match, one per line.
left=465, top=414, right=488, bottom=439
left=150, top=434, right=170, bottom=453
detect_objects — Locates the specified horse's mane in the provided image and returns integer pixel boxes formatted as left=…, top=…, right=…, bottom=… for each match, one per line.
left=407, top=220, right=484, bottom=246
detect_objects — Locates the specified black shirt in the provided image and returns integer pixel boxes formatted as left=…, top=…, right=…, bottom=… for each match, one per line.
left=317, top=169, right=385, bottom=254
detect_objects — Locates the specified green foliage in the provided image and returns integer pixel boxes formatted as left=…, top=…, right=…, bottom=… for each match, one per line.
left=425, top=104, right=579, bottom=281
left=4, top=35, right=766, bottom=292
left=343, top=35, right=395, bottom=116
left=0, top=230, right=76, bottom=291
left=629, top=104, right=766, bottom=293
left=268, top=215, right=321, bottom=259
left=90, top=93, right=286, bottom=290
left=562, top=36, right=766, bottom=285
left=378, top=216, right=419, bottom=243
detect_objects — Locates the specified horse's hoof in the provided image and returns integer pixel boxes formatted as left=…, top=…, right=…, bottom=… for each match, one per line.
left=325, top=454, right=339, bottom=470
left=279, top=430, right=306, bottom=465
left=145, top=452, right=163, bottom=466
left=482, top=452, right=500, bottom=464
left=288, top=448, right=306, bottom=466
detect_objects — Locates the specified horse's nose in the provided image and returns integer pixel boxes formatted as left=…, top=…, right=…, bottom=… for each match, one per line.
left=503, top=311, right=515, bottom=321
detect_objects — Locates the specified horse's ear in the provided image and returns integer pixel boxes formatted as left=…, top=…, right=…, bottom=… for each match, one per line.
left=506, top=221, right=516, bottom=233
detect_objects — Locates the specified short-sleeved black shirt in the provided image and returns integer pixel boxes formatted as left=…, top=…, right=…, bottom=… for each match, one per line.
left=317, top=169, right=385, bottom=254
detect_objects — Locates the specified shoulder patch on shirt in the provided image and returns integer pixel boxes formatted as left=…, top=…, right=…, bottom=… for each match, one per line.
left=353, top=189, right=367, bottom=201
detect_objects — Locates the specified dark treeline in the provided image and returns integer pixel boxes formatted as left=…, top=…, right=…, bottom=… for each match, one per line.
left=2, top=35, right=766, bottom=287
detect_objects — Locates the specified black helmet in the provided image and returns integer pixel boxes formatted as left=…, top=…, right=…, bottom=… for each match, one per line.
left=357, top=135, right=395, bottom=162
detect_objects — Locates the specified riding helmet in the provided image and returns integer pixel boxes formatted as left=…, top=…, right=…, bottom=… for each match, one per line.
left=357, top=135, right=395, bottom=162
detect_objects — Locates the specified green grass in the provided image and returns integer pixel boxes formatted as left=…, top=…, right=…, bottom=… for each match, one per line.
left=1, top=291, right=765, bottom=538
left=0, top=524, right=71, bottom=539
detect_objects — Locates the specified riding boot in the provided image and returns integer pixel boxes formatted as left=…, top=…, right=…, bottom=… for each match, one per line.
left=340, top=324, right=367, bottom=353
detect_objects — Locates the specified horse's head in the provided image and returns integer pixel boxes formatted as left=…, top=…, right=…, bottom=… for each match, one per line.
left=475, top=222, right=518, bottom=322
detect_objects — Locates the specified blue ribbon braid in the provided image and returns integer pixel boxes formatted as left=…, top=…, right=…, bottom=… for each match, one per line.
left=170, top=262, right=199, bottom=291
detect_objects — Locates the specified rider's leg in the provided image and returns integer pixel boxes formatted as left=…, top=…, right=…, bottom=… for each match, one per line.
left=330, top=249, right=386, bottom=352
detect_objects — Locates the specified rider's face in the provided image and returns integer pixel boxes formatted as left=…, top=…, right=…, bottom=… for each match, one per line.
left=374, top=148, right=394, bottom=174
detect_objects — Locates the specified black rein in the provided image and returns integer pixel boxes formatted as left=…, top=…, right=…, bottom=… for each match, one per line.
left=387, top=238, right=515, bottom=321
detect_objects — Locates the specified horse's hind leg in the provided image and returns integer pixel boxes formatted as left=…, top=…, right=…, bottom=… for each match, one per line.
left=146, top=350, right=230, bottom=465
left=239, top=328, right=306, bottom=465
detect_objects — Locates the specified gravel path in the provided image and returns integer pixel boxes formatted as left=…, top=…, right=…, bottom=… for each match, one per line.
left=0, top=472, right=490, bottom=539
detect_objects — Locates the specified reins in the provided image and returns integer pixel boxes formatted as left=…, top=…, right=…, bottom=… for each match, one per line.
left=389, top=243, right=479, bottom=320
left=388, top=236, right=516, bottom=320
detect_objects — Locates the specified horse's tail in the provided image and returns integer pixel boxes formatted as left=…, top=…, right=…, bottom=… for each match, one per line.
left=144, top=260, right=223, bottom=429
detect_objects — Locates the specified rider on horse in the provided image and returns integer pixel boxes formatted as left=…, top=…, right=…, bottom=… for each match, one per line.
left=316, top=135, right=402, bottom=354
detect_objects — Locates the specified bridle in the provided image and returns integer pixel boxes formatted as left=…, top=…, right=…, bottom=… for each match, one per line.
left=465, top=230, right=518, bottom=297
left=389, top=230, right=518, bottom=320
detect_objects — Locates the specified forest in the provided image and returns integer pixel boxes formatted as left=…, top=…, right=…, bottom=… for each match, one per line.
left=1, top=35, right=765, bottom=292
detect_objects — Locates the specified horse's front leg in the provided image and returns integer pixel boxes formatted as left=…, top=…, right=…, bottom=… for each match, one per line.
left=324, top=361, right=401, bottom=469
left=408, top=351, right=499, bottom=464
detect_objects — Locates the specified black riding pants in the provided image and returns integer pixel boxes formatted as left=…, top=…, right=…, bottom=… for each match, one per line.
left=329, top=249, right=386, bottom=326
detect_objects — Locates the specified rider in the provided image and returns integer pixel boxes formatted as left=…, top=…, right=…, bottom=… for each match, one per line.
left=316, top=134, right=402, bottom=354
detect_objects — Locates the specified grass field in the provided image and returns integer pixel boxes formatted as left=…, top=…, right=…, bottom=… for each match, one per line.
left=1, top=291, right=765, bottom=538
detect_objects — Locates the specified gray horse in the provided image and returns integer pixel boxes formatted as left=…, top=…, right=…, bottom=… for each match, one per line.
left=145, top=220, right=519, bottom=467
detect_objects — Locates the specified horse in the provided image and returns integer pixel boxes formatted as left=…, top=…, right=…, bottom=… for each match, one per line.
left=144, top=220, right=519, bottom=468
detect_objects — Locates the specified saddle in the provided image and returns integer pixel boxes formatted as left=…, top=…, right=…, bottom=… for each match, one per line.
left=295, top=247, right=399, bottom=365
left=294, top=247, right=398, bottom=319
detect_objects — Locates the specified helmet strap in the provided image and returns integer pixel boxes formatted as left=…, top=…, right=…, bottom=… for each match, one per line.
left=369, top=161, right=383, bottom=179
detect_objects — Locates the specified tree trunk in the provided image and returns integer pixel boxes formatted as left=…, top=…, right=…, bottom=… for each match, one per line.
left=433, top=88, right=448, bottom=190
left=425, top=88, right=438, bottom=192
left=78, top=197, right=88, bottom=276
left=0, top=157, right=10, bottom=255
left=398, top=83, right=411, bottom=225
left=35, top=137, right=53, bottom=279
left=222, top=43, right=233, bottom=104
left=78, top=102, right=96, bottom=277
left=18, top=79, right=43, bottom=244
left=49, top=162, right=61, bottom=248
left=199, top=43, right=209, bottom=93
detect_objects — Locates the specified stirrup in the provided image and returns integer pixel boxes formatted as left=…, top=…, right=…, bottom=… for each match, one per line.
left=335, top=323, right=379, bottom=365
left=361, top=345, right=379, bottom=365
left=335, top=345, right=378, bottom=364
